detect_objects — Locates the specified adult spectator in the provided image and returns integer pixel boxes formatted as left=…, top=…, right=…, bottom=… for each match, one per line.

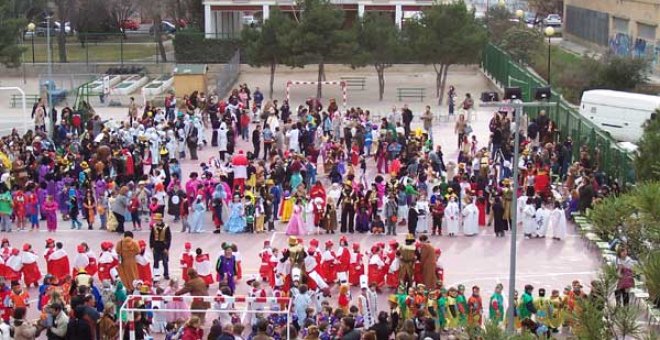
left=217, top=324, right=235, bottom=340
left=12, top=307, right=37, bottom=340
left=181, top=316, right=204, bottom=340
left=46, top=302, right=69, bottom=340
left=418, top=318, right=440, bottom=340
left=253, top=319, right=273, bottom=340
left=401, top=105, right=413, bottom=138
left=368, top=312, right=391, bottom=340
left=175, top=268, right=210, bottom=323
left=110, top=186, right=129, bottom=233
left=149, top=214, right=172, bottom=280
left=116, top=231, right=140, bottom=291
left=615, top=247, right=635, bottom=306
left=340, top=317, right=361, bottom=340
left=65, top=306, right=92, bottom=340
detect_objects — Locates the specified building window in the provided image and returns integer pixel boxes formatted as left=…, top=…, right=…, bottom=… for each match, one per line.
left=637, top=22, right=656, bottom=41
left=613, top=17, right=629, bottom=34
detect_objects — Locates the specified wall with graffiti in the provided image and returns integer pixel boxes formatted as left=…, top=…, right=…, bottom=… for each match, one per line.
left=609, top=32, right=660, bottom=73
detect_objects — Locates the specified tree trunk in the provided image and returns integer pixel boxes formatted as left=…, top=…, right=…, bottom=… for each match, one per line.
left=57, top=21, right=67, bottom=63
left=317, top=61, right=324, bottom=98
left=154, top=14, right=168, bottom=62
left=439, top=64, right=450, bottom=105
left=269, top=62, right=276, bottom=99
left=434, top=64, right=444, bottom=98
left=375, top=64, right=385, bottom=101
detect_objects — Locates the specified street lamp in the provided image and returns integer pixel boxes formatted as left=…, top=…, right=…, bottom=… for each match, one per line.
left=544, top=26, right=555, bottom=85
left=515, top=9, right=524, bottom=26
left=27, top=22, right=35, bottom=64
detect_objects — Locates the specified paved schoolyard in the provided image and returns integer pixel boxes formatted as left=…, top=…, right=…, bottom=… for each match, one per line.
left=0, top=65, right=600, bottom=328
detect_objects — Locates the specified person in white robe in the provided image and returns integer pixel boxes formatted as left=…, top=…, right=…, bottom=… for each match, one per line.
left=357, top=277, right=378, bottom=329
left=534, top=203, right=551, bottom=238
left=304, top=250, right=328, bottom=290
left=461, top=198, right=479, bottom=236
left=415, top=198, right=430, bottom=233
left=522, top=198, right=537, bottom=239
left=444, top=196, right=460, bottom=236
left=548, top=201, right=567, bottom=240
left=516, top=193, right=528, bottom=227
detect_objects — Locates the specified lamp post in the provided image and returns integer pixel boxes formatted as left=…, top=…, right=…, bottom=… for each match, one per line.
left=480, top=97, right=556, bottom=333
left=544, top=26, right=555, bottom=85
left=515, top=9, right=524, bottom=25
left=27, top=22, right=35, bottom=63
left=45, top=14, right=53, bottom=136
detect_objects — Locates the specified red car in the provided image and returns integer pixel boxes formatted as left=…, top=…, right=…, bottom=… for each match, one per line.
left=120, top=19, right=140, bottom=31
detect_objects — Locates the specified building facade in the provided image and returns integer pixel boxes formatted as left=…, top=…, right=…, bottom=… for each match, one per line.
left=563, top=0, right=660, bottom=72
left=202, top=0, right=434, bottom=39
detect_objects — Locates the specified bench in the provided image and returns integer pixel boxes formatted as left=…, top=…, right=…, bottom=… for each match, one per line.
left=397, top=88, right=425, bottom=102
left=10, top=94, right=40, bottom=108
left=340, top=77, right=366, bottom=90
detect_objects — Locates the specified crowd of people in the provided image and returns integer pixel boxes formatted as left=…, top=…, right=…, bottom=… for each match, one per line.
left=0, top=79, right=624, bottom=339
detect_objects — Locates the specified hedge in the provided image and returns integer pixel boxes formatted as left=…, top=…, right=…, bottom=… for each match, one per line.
left=173, top=32, right=241, bottom=64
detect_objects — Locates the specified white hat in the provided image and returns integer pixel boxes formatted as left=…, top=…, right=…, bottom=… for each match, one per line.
left=292, top=268, right=302, bottom=282
left=359, top=275, right=368, bottom=289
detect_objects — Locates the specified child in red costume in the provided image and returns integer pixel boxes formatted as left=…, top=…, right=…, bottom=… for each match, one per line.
left=320, top=240, right=337, bottom=284
left=179, top=242, right=194, bottom=282
left=5, top=249, right=22, bottom=282
left=12, top=190, right=26, bottom=230
left=136, top=240, right=153, bottom=286
left=349, top=243, right=364, bottom=287
left=367, top=245, right=385, bottom=289
left=97, top=241, right=118, bottom=283
left=385, top=240, right=399, bottom=288
left=19, top=244, right=41, bottom=288
left=258, top=240, right=274, bottom=285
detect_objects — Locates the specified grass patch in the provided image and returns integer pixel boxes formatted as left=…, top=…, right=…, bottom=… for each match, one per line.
left=21, top=42, right=172, bottom=63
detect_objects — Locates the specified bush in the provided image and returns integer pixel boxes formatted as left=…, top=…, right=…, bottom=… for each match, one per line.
left=173, top=31, right=241, bottom=63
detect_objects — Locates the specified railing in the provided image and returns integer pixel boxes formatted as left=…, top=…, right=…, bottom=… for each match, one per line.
left=215, top=50, right=241, bottom=97
left=481, top=43, right=636, bottom=185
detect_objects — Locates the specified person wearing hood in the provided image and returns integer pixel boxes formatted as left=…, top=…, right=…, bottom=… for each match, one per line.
left=218, top=123, right=228, bottom=161
left=190, top=195, right=206, bottom=233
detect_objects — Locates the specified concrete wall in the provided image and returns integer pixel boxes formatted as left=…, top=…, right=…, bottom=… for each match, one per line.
left=563, top=0, right=660, bottom=72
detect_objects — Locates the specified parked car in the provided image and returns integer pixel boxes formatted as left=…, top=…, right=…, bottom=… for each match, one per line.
left=149, top=21, right=176, bottom=35
left=524, top=12, right=541, bottom=26
left=120, top=19, right=140, bottom=31
left=35, top=21, right=72, bottom=36
left=543, top=14, right=562, bottom=26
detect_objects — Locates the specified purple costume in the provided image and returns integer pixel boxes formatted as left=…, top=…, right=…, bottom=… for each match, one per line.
left=216, top=254, right=237, bottom=293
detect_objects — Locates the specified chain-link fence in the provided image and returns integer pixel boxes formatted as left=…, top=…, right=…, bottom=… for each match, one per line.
left=481, top=43, right=636, bottom=185
left=214, top=50, right=241, bottom=97
left=22, top=32, right=174, bottom=64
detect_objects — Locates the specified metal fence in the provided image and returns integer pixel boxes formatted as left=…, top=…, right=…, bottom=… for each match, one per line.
left=214, top=50, right=241, bottom=97
left=564, top=5, right=609, bottom=46
left=22, top=32, right=174, bottom=65
left=481, top=43, right=636, bottom=185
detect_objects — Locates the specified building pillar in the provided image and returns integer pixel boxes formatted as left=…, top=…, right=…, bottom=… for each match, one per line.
left=263, top=4, right=270, bottom=20
left=358, top=4, right=365, bottom=18
left=395, top=4, right=402, bottom=29
left=204, top=4, right=213, bottom=38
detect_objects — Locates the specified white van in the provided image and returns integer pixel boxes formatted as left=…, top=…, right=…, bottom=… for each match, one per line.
left=579, top=89, right=660, bottom=143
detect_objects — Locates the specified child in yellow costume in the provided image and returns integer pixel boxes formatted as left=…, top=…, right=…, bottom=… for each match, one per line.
left=548, top=289, right=564, bottom=332
left=445, top=287, right=460, bottom=331
left=278, top=191, right=294, bottom=222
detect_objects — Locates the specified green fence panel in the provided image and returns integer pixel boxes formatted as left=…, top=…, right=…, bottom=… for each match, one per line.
left=481, top=43, right=636, bottom=185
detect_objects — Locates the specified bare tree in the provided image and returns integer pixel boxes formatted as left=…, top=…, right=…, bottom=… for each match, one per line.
left=53, top=0, right=77, bottom=62
left=140, top=0, right=167, bottom=62
left=106, top=0, right=138, bottom=32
